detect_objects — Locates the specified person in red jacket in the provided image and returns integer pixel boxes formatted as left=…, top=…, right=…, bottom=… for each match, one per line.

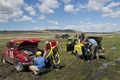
left=43, top=40, right=60, bottom=71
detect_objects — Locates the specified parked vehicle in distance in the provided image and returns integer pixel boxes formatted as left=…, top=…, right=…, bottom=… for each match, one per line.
left=1, top=38, right=44, bottom=71
left=61, top=34, right=70, bottom=39
left=55, top=34, right=70, bottom=39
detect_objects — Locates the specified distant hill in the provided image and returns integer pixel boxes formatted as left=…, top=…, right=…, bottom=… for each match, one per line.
left=0, top=30, right=42, bottom=34
left=44, top=29, right=76, bottom=32
left=0, top=30, right=119, bottom=34
left=0, top=29, right=76, bottom=34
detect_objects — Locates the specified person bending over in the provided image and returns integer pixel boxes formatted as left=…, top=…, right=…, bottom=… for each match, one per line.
left=43, top=40, right=60, bottom=71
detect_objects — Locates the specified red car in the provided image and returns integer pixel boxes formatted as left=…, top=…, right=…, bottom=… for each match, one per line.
left=1, top=38, right=44, bottom=71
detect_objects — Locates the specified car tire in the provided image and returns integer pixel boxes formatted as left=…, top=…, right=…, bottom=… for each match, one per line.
left=13, top=58, right=25, bottom=71
left=1, top=54, right=6, bottom=64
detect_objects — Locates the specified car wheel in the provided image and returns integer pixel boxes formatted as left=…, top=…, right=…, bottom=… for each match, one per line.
left=1, top=54, right=6, bottom=63
left=13, top=58, right=25, bottom=71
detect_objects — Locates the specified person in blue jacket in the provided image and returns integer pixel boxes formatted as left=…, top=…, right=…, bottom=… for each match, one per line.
left=29, top=51, right=46, bottom=76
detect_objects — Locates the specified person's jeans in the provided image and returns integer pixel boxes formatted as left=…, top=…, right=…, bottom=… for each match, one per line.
left=90, top=43, right=99, bottom=59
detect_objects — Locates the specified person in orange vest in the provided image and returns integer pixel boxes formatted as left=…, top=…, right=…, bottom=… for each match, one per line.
left=43, top=40, right=60, bottom=71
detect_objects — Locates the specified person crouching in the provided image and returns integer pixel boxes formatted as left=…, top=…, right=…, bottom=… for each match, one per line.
left=29, top=51, right=46, bottom=76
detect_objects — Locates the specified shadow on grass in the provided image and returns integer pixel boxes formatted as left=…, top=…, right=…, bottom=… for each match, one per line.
left=59, top=65, right=66, bottom=69
left=25, top=65, right=66, bottom=76
left=99, top=56, right=106, bottom=59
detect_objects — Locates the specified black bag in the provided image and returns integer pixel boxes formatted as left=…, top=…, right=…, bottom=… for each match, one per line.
left=45, top=58, right=51, bottom=68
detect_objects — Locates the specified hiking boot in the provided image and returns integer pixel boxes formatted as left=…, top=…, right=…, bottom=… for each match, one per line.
left=31, top=73, right=38, bottom=76
left=56, top=69, right=59, bottom=71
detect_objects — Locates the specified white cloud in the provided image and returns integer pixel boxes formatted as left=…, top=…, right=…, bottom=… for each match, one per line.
left=24, top=4, right=36, bottom=16
left=62, top=0, right=72, bottom=4
left=64, top=25, right=79, bottom=30
left=64, top=22, right=120, bottom=32
left=64, top=4, right=80, bottom=14
left=86, top=0, right=120, bottom=18
left=103, top=11, right=120, bottom=18
left=47, top=19, right=59, bottom=25
left=64, top=4, right=74, bottom=12
left=86, top=0, right=109, bottom=11
left=14, top=15, right=35, bottom=22
left=0, top=0, right=24, bottom=22
left=64, top=2, right=86, bottom=14
left=102, top=2, right=120, bottom=18
left=107, top=2, right=120, bottom=8
left=37, top=0, right=59, bottom=14
left=33, top=26, right=61, bottom=30
left=33, top=22, right=120, bottom=32
left=39, top=14, right=46, bottom=20
left=38, top=14, right=59, bottom=25
left=102, top=7, right=113, bottom=13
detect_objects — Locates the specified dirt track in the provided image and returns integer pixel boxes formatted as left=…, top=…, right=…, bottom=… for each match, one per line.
left=0, top=63, right=43, bottom=80
left=0, top=63, right=18, bottom=79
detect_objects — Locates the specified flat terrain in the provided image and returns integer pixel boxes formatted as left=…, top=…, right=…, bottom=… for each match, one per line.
left=0, top=31, right=120, bottom=80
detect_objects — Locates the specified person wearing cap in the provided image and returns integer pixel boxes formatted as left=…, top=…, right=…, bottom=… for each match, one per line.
left=29, top=51, right=46, bottom=76
left=43, top=40, right=60, bottom=71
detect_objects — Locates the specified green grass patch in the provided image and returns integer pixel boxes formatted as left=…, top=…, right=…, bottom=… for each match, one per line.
left=0, top=32, right=120, bottom=80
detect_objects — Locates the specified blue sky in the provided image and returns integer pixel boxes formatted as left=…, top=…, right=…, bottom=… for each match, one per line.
left=0, top=0, right=120, bottom=32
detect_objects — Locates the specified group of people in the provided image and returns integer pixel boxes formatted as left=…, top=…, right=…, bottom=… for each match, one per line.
left=29, top=32, right=99, bottom=76
left=29, top=40, right=60, bottom=76
left=79, top=33, right=99, bottom=62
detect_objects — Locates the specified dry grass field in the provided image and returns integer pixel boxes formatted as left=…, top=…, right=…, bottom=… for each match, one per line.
left=0, top=31, right=120, bottom=80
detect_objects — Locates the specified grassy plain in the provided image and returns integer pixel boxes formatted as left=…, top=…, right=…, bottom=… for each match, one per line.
left=0, top=31, right=120, bottom=80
